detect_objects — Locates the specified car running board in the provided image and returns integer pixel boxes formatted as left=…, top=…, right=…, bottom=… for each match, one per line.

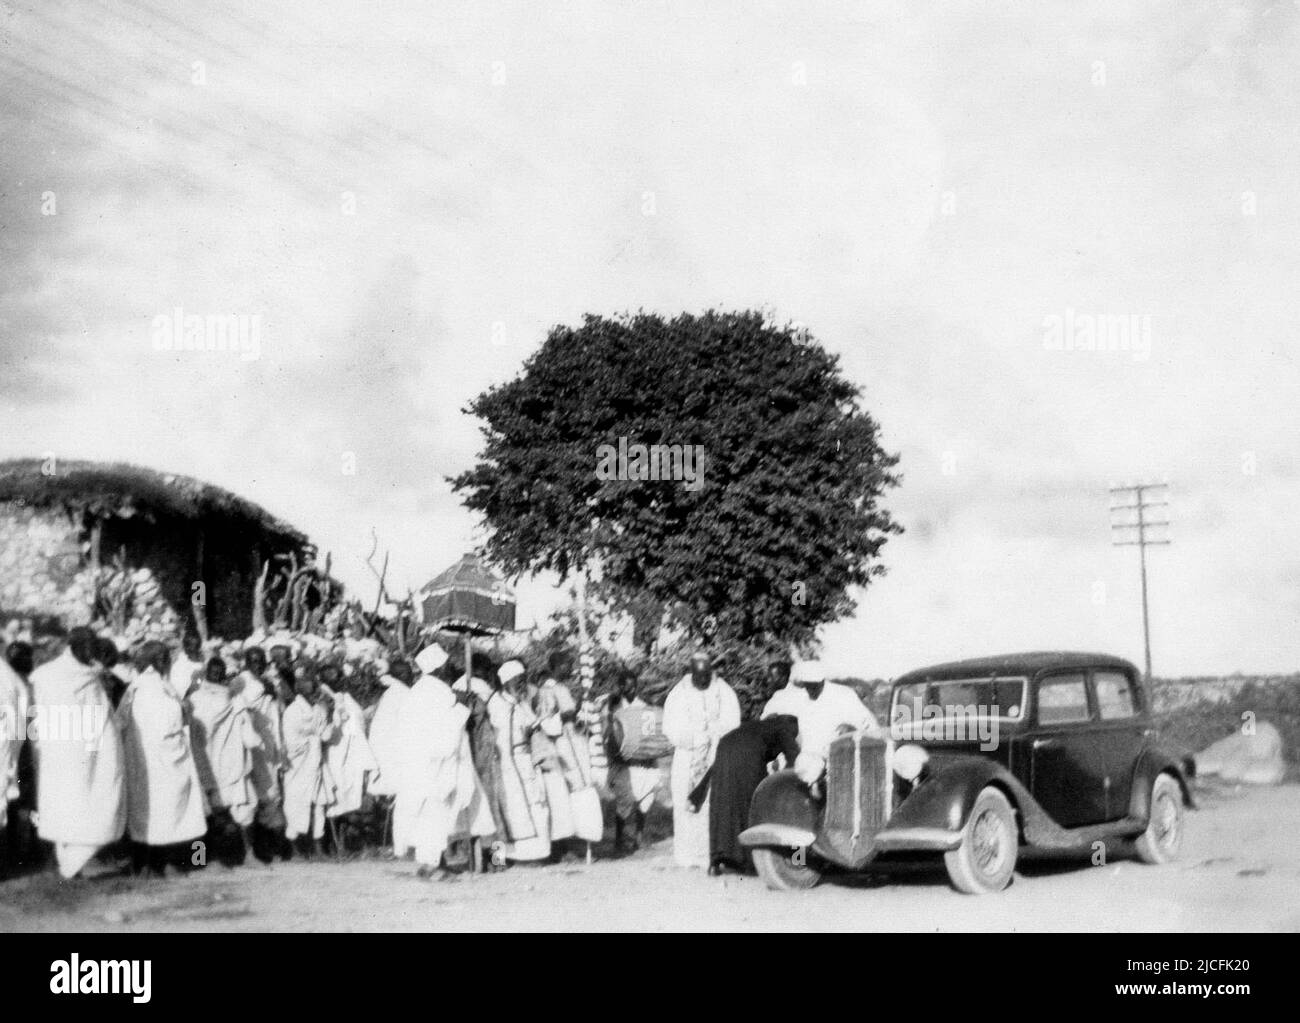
left=1026, top=815, right=1147, bottom=850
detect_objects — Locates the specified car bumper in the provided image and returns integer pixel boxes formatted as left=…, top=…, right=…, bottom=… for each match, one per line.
left=739, top=824, right=817, bottom=849
left=872, top=826, right=964, bottom=852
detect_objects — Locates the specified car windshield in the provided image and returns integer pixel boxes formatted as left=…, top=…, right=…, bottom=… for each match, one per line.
left=891, top=677, right=1027, bottom=724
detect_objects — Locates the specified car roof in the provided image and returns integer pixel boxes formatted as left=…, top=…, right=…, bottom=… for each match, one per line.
left=892, top=651, right=1139, bottom=686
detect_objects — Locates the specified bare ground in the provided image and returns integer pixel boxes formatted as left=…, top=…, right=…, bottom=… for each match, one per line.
left=2, top=783, right=1298, bottom=932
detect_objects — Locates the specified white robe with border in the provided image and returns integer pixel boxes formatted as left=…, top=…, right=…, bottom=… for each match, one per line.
left=485, top=690, right=551, bottom=862
left=536, top=678, right=604, bottom=843
left=663, top=676, right=740, bottom=868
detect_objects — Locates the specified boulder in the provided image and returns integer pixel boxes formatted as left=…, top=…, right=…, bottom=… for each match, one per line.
left=1196, top=721, right=1286, bottom=785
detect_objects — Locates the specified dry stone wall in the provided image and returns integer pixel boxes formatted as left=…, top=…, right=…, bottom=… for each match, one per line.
left=0, top=502, right=94, bottom=625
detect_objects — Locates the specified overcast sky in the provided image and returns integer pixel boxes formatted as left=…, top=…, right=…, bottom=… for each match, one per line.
left=2, top=1, right=1298, bottom=678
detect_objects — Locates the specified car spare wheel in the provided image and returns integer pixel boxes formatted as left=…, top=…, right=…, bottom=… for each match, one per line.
left=944, top=787, right=1018, bottom=894
left=1135, top=773, right=1185, bottom=865
left=753, top=846, right=822, bottom=891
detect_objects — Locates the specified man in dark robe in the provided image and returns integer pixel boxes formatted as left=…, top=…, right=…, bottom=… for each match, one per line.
left=453, top=654, right=508, bottom=871
left=2, top=641, right=38, bottom=874
left=691, top=713, right=800, bottom=876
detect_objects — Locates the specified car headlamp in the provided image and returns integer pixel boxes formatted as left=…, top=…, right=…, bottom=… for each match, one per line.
left=893, top=743, right=929, bottom=782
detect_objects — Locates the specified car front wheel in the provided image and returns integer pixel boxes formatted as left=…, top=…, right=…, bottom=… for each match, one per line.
left=752, top=846, right=822, bottom=891
left=1135, top=773, right=1185, bottom=864
left=944, top=787, right=1018, bottom=894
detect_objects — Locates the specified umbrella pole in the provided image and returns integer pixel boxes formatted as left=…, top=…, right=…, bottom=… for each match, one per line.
left=463, top=631, right=478, bottom=879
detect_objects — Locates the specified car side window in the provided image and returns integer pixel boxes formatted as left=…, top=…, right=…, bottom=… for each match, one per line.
left=1094, top=670, right=1137, bottom=720
left=1036, top=673, right=1090, bottom=725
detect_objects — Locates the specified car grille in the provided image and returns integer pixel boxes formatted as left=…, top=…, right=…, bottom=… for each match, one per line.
left=824, top=732, right=889, bottom=861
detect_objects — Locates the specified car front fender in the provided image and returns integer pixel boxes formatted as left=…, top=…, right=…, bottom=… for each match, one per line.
left=1129, top=744, right=1198, bottom=816
left=739, top=770, right=821, bottom=851
left=882, top=755, right=1008, bottom=839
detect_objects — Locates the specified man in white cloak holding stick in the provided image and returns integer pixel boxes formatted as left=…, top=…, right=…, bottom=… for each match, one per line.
left=30, top=627, right=126, bottom=879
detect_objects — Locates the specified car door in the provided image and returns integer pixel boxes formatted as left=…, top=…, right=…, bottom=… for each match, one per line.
left=1026, top=671, right=1107, bottom=827
left=1087, top=668, right=1147, bottom=820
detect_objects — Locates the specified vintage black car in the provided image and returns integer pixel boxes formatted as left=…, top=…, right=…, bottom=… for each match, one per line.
left=740, top=652, right=1196, bottom=894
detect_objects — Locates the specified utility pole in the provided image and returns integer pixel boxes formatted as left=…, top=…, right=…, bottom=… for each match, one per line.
left=1109, top=481, right=1171, bottom=682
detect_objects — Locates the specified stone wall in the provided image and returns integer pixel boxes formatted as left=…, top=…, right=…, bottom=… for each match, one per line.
left=0, top=502, right=95, bottom=626
left=0, top=499, right=282, bottom=642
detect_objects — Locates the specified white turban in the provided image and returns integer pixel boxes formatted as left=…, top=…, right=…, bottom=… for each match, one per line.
left=498, top=659, right=526, bottom=684
left=790, top=660, right=827, bottom=685
left=415, top=644, right=449, bottom=674
left=794, top=751, right=826, bottom=785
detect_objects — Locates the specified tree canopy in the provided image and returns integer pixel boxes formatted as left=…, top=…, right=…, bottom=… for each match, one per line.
left=452, top=310, right=902, bottom=662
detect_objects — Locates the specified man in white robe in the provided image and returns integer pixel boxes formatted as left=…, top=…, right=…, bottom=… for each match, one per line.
left=322, top=678, right=379, bottom=819
left=119, top=641, right=207, bottom=875
left=536, top=666, right=604, bottom=847
left=486, top=660, right=552, bottom=863
left=281, top=670, right=336, bottom=857
left=663, top=651, right=740, bottom=869
left=393, top=644, right=471, bottom=878
left=232, top=646, right=287, bottom=859
left=366, top=660, right=411, bottom=800
left=30, top=628, right=126, bottom=878
left=763, top=660, right=880, bottom=762
left=168, top=633, right=204, bottom=700
left=188, top=656, right=260, bottom=862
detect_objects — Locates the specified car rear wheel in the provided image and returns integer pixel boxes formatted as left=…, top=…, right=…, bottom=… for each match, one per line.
left=1135, top=773, right=1184, bottom=865
left=944, top=787, right=1018, bottom=894
left=752, top=846, right=822, bottom=891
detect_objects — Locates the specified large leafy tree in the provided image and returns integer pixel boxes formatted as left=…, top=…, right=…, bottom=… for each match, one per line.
left=452, top=310, right=902, bottom=667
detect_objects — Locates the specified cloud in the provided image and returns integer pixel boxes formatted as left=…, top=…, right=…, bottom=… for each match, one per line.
left=1, top=1, right=1298, bottom=676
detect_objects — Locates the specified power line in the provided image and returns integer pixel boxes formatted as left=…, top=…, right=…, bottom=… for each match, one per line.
left=1109, top=481, right=1171, bottom=682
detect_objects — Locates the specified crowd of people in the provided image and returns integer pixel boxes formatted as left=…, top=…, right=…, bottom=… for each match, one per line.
left=0, top=624, right=881, bottom=883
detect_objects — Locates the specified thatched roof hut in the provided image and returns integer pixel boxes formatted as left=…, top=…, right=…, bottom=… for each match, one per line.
left=0, top=458, right=311, bottom=639
left=0, top=458, right=305, bottom=541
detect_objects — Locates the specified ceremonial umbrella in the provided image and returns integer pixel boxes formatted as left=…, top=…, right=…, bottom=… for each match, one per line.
left=419, top=551, right=516, bottom=684
left=418, top=552, right=516, bottom=875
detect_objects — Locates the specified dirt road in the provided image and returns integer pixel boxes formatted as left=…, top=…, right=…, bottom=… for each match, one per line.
left=3, top=784, right=1297, bottom=932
